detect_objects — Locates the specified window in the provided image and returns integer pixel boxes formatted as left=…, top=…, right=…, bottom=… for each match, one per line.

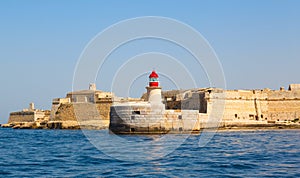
left=255, top=116, right=259, bottom=121
left=249, top=114, right=254, bottom=120
left=132, top=111, right=140, bottom=115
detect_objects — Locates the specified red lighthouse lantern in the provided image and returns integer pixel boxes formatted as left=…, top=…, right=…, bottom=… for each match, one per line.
left=149, top=70, right=159, bottom=87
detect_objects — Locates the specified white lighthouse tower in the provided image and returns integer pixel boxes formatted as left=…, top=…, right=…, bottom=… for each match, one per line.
left=146, top=70, right=163, bottom=103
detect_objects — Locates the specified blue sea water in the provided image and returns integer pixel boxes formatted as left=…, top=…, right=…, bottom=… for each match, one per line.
left=0, top=128, right=299, bottom=177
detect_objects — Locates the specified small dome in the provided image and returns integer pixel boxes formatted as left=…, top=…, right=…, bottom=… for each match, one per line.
left=149, top=70, right=159, bottom=78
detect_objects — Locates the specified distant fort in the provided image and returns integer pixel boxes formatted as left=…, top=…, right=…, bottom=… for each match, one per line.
left=110, top=71, right=300, bottom=133
left=2, top=71, right=300, bottom=131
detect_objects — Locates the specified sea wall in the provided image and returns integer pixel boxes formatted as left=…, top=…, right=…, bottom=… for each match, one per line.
left=110, top=102, right=200, bottom=134
left=8, top=111, right=35, bottom=123
left=164, top=85, right=300, bottom=126
left=218, top=89, right=300, bottom=124
left=266, top=90, right=300, bottom=122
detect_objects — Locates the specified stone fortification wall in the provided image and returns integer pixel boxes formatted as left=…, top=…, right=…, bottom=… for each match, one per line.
left=164, top=110, right=200, bottom=131
left=49, top=87, right=113, bottom=129
left=209, top=88, right=300, bottom=124
left=162, top=89, right=208, bottom=113
left=8, top=111, right=35, bottom=123
left=267, top=99, right=300, bottom=122
left=110, top=103, right=164, bottom=133
left=52, top=102, right=111, bottom=121
left=52, top=103, right=75, bottom=121
left=109, top=102, right=200, bottom=134
left=7, top=110, right=50, bottom=125
left=163, top=86, right=300, bottom=125
left=221, top=90, right=264, bottom=121
left=266, top=89, right=300, bottom=122
left=50, top=104, right=60, bottom=121
left=51, top=102, right=111, bottom=129
left=50, top=98, right=71, bottom=120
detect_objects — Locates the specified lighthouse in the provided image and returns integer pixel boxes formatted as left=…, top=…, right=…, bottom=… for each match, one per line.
left=146, top=70, right=163, bottom=104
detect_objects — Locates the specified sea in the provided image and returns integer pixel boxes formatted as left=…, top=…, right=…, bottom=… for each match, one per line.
left=0, top=128, right=299, bottom=177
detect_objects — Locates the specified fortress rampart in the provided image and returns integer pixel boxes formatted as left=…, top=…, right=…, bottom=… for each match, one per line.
left=8, top=111, right=35, bottom=123
left=211, top=88, right=300, bottom=124
left=165, top=84, right=300, bottom=127
left=48, top=84, right=113, bottom=129
left=5, top=103, right=50, bottom=128
left=110, top=72, right=299, bottom=134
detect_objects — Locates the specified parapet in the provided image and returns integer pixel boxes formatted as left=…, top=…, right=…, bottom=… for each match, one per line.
left=52, top=98, right=71, bottom=105
left=288, top=84, right=300, bottom=91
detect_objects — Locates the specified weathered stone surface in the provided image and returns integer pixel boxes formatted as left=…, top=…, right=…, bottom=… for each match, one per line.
left=51, top=102, right=111, bottom=129
left=163, top=86, right=300, bottom=126
left=8, top=111, right=35, bottom=123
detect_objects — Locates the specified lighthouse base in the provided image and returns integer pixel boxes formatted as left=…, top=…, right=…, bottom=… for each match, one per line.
left=146, top=86, right=162, bottom=103
left=109, top=102, right=200, bottom=134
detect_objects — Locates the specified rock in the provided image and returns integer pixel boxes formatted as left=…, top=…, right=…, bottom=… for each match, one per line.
left=1, top=123, right=12, bottom=128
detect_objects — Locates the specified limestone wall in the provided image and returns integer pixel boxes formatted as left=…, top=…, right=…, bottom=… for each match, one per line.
left=267, top=99, right=300, bottom=122
left=208, top=89, right=300, bottom=124
left=109, top=103, right=200, bottom=134
left=50, top=104, right=60, bottom=121
left=52, top=103, right=110, bottom=121
left=51, top=102, right=112, bottom=128
left=50, top=98, right=71, bottom=120
left=8, top=111, right=35, bottom=123
left=52, top=103, right=76, bottom=121
left=222, top=99, right=256, bottom=121
left=34, top=111, right=46, bottom=121
left=162, top=86, right=300, bottom=126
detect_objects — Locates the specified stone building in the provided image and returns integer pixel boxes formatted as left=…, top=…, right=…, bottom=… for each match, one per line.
left=66, top=83, right=112, bottom=103
left=164, top=84, right=300, bottom=127
left=7, top=103, right=49, bottom=125
left=49, top=83, right=113, bottom=129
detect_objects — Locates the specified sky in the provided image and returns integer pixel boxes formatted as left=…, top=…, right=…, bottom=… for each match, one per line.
left=0, top=0, right=299, bottom=123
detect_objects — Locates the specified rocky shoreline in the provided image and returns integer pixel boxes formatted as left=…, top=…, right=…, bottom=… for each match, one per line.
left=1, top=121, right=300, bottom=131
left=1, top=120, right=108, bottom=130
left=219, top=124, right=300, bottom=130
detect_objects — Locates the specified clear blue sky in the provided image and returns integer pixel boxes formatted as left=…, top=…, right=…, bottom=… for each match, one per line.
left=0, top=0, right=299, bottom=123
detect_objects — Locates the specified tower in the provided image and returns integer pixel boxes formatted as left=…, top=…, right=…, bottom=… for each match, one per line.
left=29, top=102, right=35, bottom=111
left=146, top=70, right=162, bottom=103
left=89, top=83, right=96, bottom=91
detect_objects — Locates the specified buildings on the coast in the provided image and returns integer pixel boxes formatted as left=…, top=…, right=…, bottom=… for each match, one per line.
left=49, top=83, right=113, bottom=129
left=4, top=84, right=114, bottom=129
left=3, top=70, right=300, bottom=130
left=4, top=103, right=50, bottom=128
left=109, top=70, right=200, bottom=134
left=110, top=71, right=300, bottom=133
left=163, top=85, right=300, bottom=127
